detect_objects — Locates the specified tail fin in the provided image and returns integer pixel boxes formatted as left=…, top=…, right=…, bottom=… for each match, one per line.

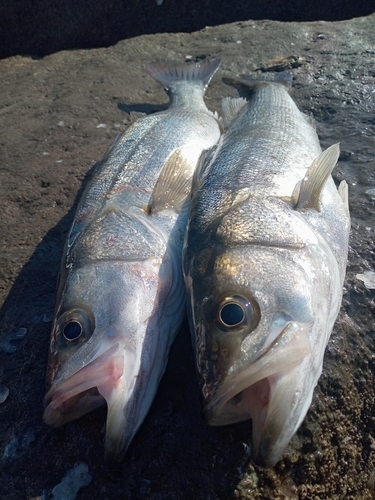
left=147, top=59, right=221, bottom=92
left=223, top=71, right=293, bottom=95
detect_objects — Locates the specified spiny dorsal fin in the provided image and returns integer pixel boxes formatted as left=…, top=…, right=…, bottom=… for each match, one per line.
left=148, top=150, right=193, bottom=215
left=221, top=97, right=247, bottom=128
left=296, top=143, right=340, bottom=212
left=338, top=179, right=349, bottom=211
left=146, top=59, right=221, bottom=92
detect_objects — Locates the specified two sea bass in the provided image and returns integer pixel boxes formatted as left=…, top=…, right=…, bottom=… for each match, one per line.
left=183, top=76, right=350, bottom=467
left=43, top=59, right=221, bottom=461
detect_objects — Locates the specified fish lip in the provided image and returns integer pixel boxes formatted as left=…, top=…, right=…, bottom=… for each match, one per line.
left=202, top=322, right=311, bottom=425
left=43, top=342, right=123, bottom=426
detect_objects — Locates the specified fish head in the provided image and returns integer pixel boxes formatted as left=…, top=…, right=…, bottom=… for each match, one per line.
left=185, top=233, right=339, bottom=466
left=44, top=255, right=179, bottom=461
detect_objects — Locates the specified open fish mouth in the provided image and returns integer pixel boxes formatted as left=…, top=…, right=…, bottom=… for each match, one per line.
left=203, top=324, right=311, bottom=465
left=43, top=343, right=124, bottom=427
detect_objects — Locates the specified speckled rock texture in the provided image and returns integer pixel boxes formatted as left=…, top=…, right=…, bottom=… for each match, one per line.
left=0, top=13, right=375, bottom=500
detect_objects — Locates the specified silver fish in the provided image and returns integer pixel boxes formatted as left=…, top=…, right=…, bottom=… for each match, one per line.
left=43, top=59, right=221, bottom=461
left=183, top=76, right=350, bottom=467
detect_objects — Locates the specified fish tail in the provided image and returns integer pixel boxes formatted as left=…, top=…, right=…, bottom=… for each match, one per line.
left=223, top=71, right=293, bottom=93
left=147, top=58, right=221, bottom=92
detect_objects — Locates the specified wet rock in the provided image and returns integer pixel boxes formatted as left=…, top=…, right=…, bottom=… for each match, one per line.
left=0, top=12, right=375, bottom=500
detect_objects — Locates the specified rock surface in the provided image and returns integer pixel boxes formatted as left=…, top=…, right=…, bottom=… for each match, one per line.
left=0, top=14, right=375, bottom=500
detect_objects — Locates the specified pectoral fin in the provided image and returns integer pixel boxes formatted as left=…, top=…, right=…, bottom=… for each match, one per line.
left=296, top=143, right=340, bottom=211
left=148, top=150, right=193, bottom=215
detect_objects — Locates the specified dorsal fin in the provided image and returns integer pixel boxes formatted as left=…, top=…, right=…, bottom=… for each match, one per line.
left=338, top=180, right=349, bottom=210
left=147, top=150, right=193, bottom=215
left=221, top=97, right=247, bottom=128
left=295, top=143, right=340, bottom=212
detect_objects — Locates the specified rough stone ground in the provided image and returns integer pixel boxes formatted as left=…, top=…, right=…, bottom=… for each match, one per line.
left=0, top=14, right=375, bottom=500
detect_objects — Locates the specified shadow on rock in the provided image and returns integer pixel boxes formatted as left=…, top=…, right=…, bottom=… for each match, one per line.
left=118, top=102, right=169, bottom=115
left=0, top=164, right=97, bottom=495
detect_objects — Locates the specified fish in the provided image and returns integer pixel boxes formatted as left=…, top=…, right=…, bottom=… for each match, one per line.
left=183, top=74, right=350, bottom=467
left=43, top=58, right=222, bottom=461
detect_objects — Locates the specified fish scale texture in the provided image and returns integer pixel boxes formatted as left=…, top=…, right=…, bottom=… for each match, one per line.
left=43, top=60, right=221, bottom=462
left=183, top=79, right=350, bottom=467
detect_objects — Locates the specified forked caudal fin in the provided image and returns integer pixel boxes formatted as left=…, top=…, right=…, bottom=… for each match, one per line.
left=147, top=59, right=221, bottom=92
left=222, top=71, right=293, bottom=93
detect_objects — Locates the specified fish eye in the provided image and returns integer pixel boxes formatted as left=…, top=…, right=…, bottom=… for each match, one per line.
left=216, top=295, right=260, bottom=332
left=219, top=302, right=245, bottom=327
left=63, top=320, right=83, bottom=341
left=56, top=308, right=94, bottom=345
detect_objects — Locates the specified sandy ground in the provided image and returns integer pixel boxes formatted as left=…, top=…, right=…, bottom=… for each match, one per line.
left=1, top=14, right=375, bottom=500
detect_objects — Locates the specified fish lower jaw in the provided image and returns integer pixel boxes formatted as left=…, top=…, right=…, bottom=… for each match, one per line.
left=203, top=375, right=270, bottom=427
left=204, top=375, right=282, bottom=467
left=43, top=348, right=125, bottom=427
left=202, top=327, right=312, bottom=466
left=43, top=388, right=106, bottom=427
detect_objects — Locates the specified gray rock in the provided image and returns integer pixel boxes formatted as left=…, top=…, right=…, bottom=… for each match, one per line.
left=0, top=14, right=374, bottom=499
